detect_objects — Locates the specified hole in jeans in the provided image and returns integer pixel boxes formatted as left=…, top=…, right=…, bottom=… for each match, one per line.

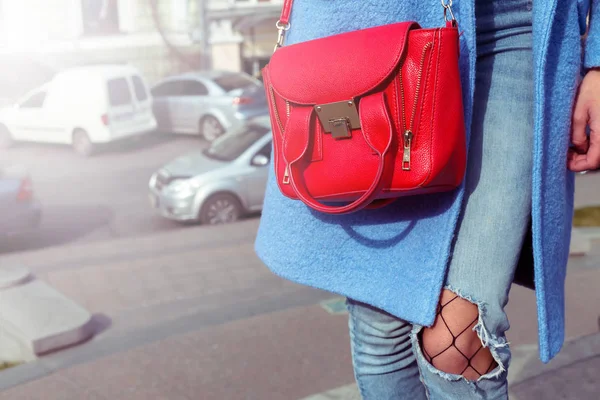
left=419, top=289, right=497, bottom=381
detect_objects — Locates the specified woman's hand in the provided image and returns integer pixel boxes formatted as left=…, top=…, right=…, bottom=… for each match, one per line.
left=569, top=69, right=600, bottom=172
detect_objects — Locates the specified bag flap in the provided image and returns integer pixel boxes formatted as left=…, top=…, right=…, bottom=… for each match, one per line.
left=268, top=21, right=419, bottom=105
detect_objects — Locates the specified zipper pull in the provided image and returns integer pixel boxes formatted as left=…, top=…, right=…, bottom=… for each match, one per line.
left=283, top=164, right=290, bottom=184
left=402, top=130, right=413, bottom=171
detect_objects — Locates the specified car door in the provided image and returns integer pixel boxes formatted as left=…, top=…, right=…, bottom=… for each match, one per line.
left=106, top=77, right=136, bottom=138
left=151, top=80, right=184, bottom=133
left=245, top=140, right=272, bottom=209
left=178, top=80, right=210, bottom=134
left=12, top=89, right=60, bottom=143
left=129, top=74, right=154, bottom=130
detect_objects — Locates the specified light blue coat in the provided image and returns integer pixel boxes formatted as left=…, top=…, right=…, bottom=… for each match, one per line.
left=255, top=0, right=599, bottom=363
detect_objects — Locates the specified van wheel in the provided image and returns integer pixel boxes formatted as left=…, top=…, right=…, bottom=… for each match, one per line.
left=72, top=129, right=95, bottom=156
left=199, top=193, right=242, bottom=225
left=0, top=125, right=13, bottom=149
left=199, top=116, right=224, bottom=142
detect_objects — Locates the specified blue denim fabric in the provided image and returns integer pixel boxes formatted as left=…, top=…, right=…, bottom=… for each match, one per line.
left=347, top=1, right=533, bottom=399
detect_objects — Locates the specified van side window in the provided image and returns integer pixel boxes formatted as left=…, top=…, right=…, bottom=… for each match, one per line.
left=107, top=78, right=132, bottom=106
left=20, top=91, right=47, bottom=108
left=132, top=75, right=148, bottom=101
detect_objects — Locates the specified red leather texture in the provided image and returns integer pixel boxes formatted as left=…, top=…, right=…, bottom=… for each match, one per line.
left=264, top=20, right=467, bottom=214
left=270, top=22, right=418, bottom=105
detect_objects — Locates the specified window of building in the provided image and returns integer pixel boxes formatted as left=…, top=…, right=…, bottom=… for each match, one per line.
left=81, top=0, right=120, bottom=35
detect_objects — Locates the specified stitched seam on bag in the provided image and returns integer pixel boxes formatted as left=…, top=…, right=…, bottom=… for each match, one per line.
left=264, top=68, right=286, bottom=195
left=362, top=93, right=391, bottom=155
left=286, top=106, right=313, bottom=164
left=413, top=36, right=435, bottom=185
left=413, top=41, right=434, bottom=149
left=419, top=28, right=442, bottom=188
left=392, top=67, right=400, bottom=157
left=311, top=119, right=323, bottom=162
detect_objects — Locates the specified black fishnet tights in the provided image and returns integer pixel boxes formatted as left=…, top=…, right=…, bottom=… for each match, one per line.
left=419, top=293, right=497, bottom=380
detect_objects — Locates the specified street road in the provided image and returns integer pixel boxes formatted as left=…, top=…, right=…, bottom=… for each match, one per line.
left=1, top=133, right=216, bottom=254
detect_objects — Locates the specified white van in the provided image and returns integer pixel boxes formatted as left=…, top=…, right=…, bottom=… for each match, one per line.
left=0, top=65, right=157, bottom=156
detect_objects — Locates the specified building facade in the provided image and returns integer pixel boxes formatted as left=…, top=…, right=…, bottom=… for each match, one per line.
left=0, top=0, right=280, bottom=101
left=206, top=0, right=281, bottom=78
left=0, top=0, right=204, bottom=98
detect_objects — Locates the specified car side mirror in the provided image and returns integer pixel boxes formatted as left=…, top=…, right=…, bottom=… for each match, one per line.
left=251, top=154, right=269, bottom=167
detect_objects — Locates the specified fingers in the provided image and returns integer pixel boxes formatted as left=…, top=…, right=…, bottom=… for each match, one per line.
left=571, top=97, right=589, bottom=155
left=569, top=102, right=600, bottom=171
left=569, top=133, right=600, bottom=171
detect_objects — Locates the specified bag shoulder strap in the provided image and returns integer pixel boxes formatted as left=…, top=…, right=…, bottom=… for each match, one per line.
left=276, top=0, right=456, bottom=33
left=280, top=0, right=293, bottom=26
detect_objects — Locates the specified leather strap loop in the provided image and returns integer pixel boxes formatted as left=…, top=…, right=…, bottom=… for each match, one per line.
left=280, top=0, right=293, bottom=25
left=286, top=92, right=393, bottom=214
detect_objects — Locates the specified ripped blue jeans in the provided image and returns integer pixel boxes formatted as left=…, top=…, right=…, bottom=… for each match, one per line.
left=346, top=0, right=533, bottom=399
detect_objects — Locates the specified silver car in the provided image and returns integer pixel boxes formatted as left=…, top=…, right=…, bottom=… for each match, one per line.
left=148, top=117, right=272, bottom=225
left=151, top=70, right=268, bottom=142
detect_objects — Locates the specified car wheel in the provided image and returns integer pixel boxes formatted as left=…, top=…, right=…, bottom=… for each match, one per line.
left=0, top=125, right=13, bottom=149
left=199, top=193, right=243, bottom=225
left=72, top=129, right=95, bottom=156
left=199, top=116, right=225, bottom=142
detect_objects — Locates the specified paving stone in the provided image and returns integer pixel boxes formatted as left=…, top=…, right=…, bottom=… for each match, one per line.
left=0, top=279, right=94, bottom=356
left=0, top=265, right=31, bottom=290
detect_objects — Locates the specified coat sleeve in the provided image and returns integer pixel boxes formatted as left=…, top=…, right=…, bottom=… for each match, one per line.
left=584, top=0, right=600, bottom=68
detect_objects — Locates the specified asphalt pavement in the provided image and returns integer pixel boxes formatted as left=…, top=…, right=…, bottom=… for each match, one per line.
left=0, top=133, right=207, bottom=254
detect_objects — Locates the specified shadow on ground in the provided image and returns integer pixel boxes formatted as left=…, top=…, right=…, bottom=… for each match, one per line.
left=0, top=204, right=113, bottom=254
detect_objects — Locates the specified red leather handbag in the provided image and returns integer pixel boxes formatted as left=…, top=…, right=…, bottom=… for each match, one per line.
left=263, top=0, right=467, bottom=214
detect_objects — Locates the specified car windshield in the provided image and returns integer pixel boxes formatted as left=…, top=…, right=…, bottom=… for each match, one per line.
left=213, top=73, right=258, bottom=92
left=202, top=124, right=269, bottom=162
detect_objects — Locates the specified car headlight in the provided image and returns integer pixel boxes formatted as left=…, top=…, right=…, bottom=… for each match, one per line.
left=167, top=179, right=200, bottom=197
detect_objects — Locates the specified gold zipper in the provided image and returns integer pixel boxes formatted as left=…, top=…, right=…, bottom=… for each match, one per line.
left=269, top=85, right=291, bottom=184
left=399, top=41, right=433, bottom=171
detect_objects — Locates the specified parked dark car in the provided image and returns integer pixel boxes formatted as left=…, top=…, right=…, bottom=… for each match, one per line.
left=0, top=164, right=41, bottom=236
left=151, top=70, right=268, bottom=142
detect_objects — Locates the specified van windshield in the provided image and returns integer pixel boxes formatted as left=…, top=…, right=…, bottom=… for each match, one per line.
left=107, top=78, right=132, bottom=106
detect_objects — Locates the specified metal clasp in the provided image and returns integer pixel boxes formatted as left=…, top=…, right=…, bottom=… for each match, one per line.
left=441, top=0, right=457, bottom=25
left=314, top=100, right=361, bottom=140
left=273, top=20, right=291, bottom=53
